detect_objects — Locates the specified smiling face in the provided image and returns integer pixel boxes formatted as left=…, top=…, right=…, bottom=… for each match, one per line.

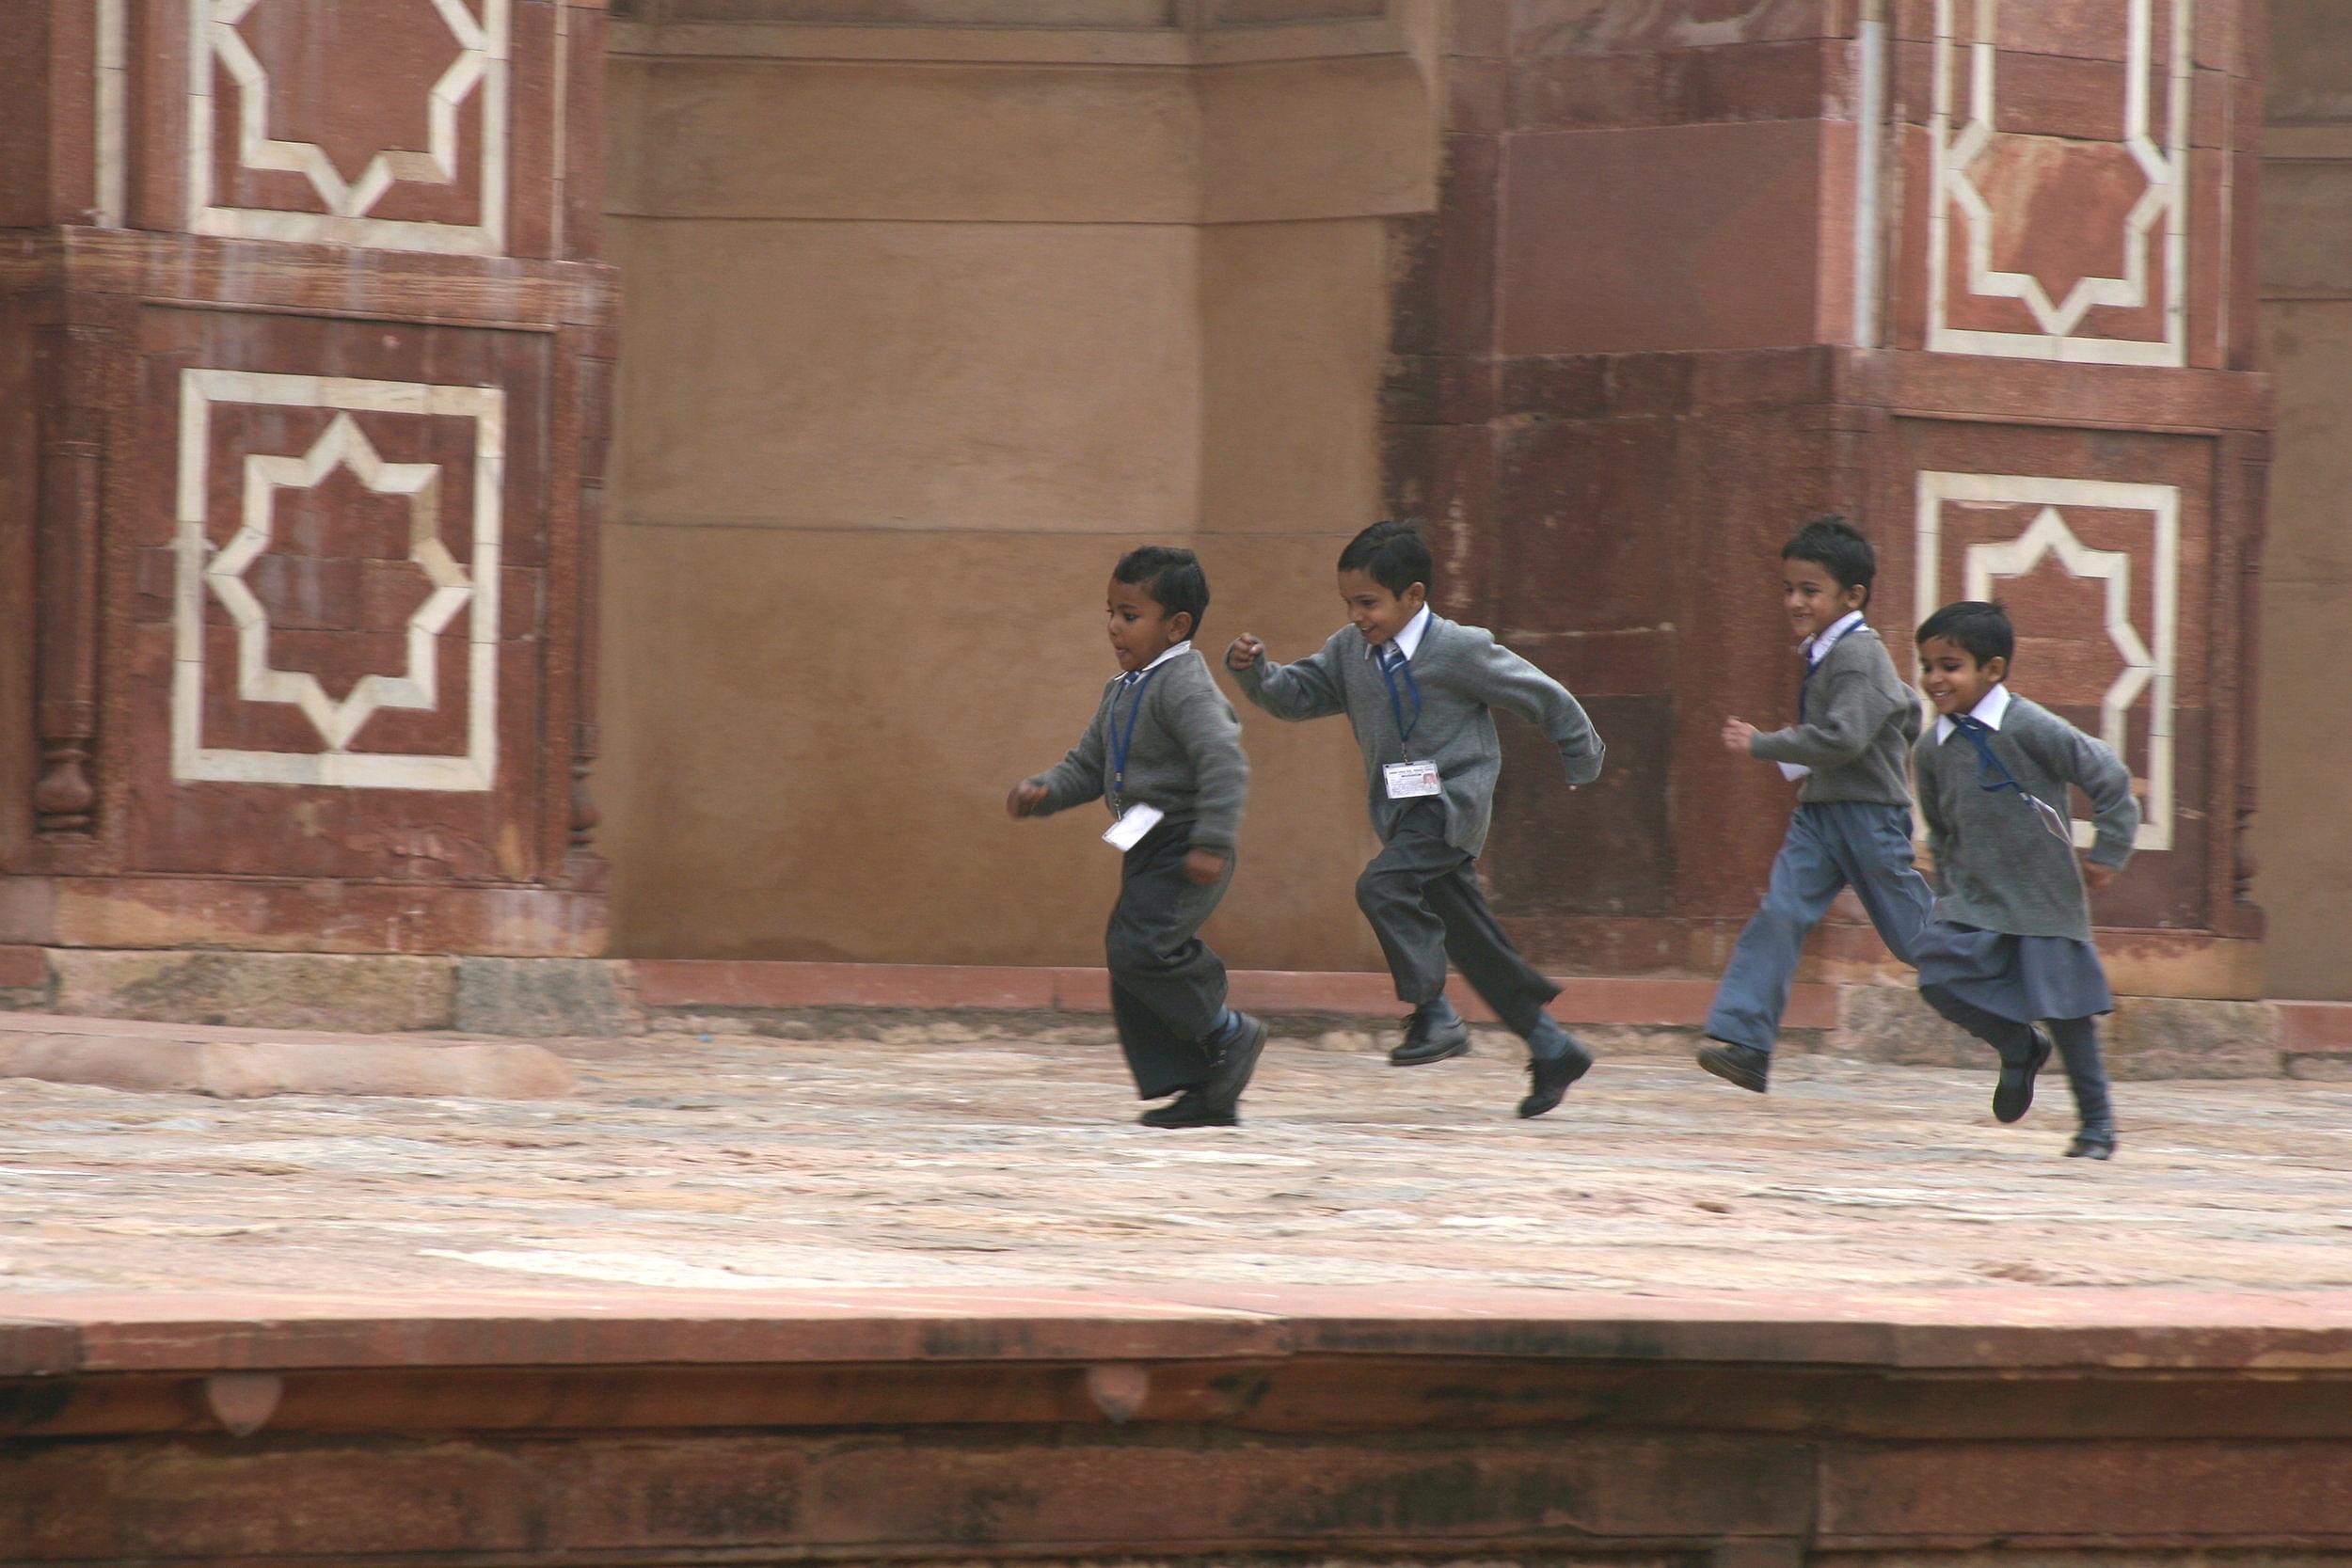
left=1106, top=575, right=1192, bottom=673
left=1783, top=557, right=1868, bottom=641
left=1917, top=634, right=2008, bottom=716
left=1338, top=568, right=1427, bottom=646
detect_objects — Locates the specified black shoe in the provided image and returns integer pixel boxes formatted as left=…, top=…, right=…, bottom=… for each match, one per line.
left=1518, top=1040, right=1595, bottom=1118
left=1695, top=1040, right=1771, bottom=1094
left=1202, top=1012, right=1267, bottom=1117
left=1139, top=1089, right=1234, bottom=1129
left=2066, top=1123, right=2117, bottom=1160
left=1993, top=1028, right=2053, bottom=1124
left=1390, top=1009, right=1471, bottom=1066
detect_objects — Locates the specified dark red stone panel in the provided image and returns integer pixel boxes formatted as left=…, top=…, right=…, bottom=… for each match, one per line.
left=124, top=305, right=560, bottom=887
left=1499, top=121, right=1826, bottom=356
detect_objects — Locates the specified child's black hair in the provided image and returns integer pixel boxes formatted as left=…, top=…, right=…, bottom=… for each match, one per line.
left=1782, top=515, right=1875, bottom=604
left=1113, top=545, right=1209, bottom=633
left=1337, top=518, right=1434, bottom=598
left=1916, top=600, right=2014, bottom=668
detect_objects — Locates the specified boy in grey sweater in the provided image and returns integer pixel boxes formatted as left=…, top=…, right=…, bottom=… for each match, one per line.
left=1697, top=518, right=1935, bottom=1094
left=1009, top=547, right=1267, bottom=1129
left=1226, top=520, right=1606, bottom=1119
left=1911, top=600, right=2138, bottom=1159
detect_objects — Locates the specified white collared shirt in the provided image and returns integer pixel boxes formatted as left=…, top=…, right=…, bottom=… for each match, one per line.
left=1934, top=680, right=2012, bottom=745
left=1804, top=609, right=1866, bottom=666
left=1369, top=605, right=1432, bottom=663
left=1127, top=640, right=1192, bottom=681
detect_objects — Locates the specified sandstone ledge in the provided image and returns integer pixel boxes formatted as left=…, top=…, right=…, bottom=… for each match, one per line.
left=0, top=1014, right=573, bottom=1100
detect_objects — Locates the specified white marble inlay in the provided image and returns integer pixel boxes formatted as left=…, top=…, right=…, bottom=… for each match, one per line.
left=1928, top=0, right=2190, bottom=366
left=1915, top=470, right=2178, bottom=851
left=187, top=0, right=511, bottom=255
left=173, top=369, right=504, bottom=792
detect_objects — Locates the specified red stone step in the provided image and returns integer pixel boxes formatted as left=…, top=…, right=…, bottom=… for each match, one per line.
left=628, top=959, right=1841, bottom=1030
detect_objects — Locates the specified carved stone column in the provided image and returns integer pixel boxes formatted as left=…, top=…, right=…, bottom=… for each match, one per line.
left=1395, top=0, right=2269, bottom=999
left=0, top=0, right=613, bottom=955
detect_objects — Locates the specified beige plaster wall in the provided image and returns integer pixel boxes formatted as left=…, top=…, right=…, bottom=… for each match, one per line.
left=600, top=15, right=1434, bottom=966
left=2256, top=0, right=2352, bottom=997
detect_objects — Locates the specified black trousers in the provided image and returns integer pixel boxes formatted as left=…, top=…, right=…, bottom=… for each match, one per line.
left=1919, top=984, right=2115, bottom=1127
left=1106, top=817, right=1234, bottom=1100
left=1356, top=800, right=1559, bottom=1038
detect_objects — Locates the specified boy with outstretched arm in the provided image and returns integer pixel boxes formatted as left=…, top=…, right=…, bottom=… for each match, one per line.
left=1009, top=547, right=1267, bottom=1130
left=1225, top=520, right=1606, bottom=1119
left=1696, top=517, right=1936, bottom=1094
left=1912, top=600, right=2137, bottom=1159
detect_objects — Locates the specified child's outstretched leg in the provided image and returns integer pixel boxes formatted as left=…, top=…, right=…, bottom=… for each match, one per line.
left=1106, top=826, right=1263, bottom=1128
left=1422, top=850, right=1593, bottom=1118
left=2047, top=1015, right=2116, bottom=1159
left=1356, top=800, right=1474, bottom=1066
left=1919, top=982, right=2054, bottom=1125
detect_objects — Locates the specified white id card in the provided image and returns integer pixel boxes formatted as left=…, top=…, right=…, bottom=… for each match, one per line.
left=1103, top=802, right=1165, bottom=850
left=1778, top=762, right=1811, bottom=782
left=1384, top=760, right=1442, bottom=800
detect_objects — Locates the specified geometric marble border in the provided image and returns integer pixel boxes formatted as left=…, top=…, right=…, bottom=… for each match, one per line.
left=172, top=369, right=504, bottom=791
left=1915, top=470, right=2177, bottom=852
left=185, top=0, right=512, bottom=256
left=1927, top=0, right=2191, bottom=367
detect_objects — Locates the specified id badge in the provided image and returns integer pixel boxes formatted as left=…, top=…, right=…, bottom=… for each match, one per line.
left=1103, top=802, right=1165, bottom=850
left=1384, top=760, right=1442, bottom=800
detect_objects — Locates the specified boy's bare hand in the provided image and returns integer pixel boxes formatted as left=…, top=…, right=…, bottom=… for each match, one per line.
left=2082, top=860, right=2119, bottom=892
left=1722, top=718, right=1759, bottom=754
left=1184, top=848, right=1229, bottom=885
left=1226, top=634, right=1264, bottom=671
left=1006, top=781, right=1048, bottom=819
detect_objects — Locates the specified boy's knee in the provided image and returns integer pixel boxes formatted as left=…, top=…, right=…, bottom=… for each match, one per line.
left=1355, top=863, right=1408, bottom=913
left=1104, top=925, right=1161, bottom=976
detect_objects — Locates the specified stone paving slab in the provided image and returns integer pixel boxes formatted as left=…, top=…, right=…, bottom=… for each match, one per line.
left=0, top=1022, right=2347, bottom=1300
left=0, top=1013, right=573, bottom=1099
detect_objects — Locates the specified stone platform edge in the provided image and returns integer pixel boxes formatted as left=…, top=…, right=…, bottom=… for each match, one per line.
left=0, top=946, right=2344, bottom=1081
left=8, top=1284, right=2352, bottom=1377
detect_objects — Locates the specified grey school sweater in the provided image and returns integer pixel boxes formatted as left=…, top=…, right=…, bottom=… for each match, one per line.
left=1913, top=691, right=2138, bottom=942
left=1748, top=624, right=1920, bottom=806
left=1233, top=614, right=1603, bottom=857
left=1027, top=649, right=1248, bottom=852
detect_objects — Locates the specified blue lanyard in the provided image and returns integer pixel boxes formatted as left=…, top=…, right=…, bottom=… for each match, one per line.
left=1376, top=644, right=1422, bottom=748
left=1109, top=666, right=1160, bottom=807
left=1951, top=714, right=2073, bottom=843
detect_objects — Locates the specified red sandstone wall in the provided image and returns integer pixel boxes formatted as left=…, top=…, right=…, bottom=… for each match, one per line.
left=0, top=0, right=614, bottom=955
left=1396, top=0, right=2270, bottom=1000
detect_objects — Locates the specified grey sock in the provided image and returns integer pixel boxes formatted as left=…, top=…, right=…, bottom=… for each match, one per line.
left=1526, top=1016, right=1577, bottom=1061
left=1415, top=996, right=1460, bottom=1027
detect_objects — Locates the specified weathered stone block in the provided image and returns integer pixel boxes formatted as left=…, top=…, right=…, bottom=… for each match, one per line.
left=50, top=951, right=455, bottom=1033
left=1825, top=983, right=1987, bottom=1069
left=2105, top=996, right=2282, bottom=1080
left=454, top=958, right=644, bottom=1038
left=0, top=1022, right=574, bottom=1101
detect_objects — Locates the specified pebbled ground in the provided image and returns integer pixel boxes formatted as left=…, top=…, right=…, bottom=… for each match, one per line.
left=1, top=1023, right=2348, bottom=1298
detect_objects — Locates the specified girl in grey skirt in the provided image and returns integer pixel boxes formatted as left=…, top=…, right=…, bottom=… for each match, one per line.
left=1911, top=601, right=2139, bottom=1160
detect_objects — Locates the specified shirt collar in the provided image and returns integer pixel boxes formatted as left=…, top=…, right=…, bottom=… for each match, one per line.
left=1128, top=641, right=1191, bottom=680
left=1368, top=605, right=1433, bottom=663
left=1933, top=680, right=2012, bottom=744
left=1804, top=610, right=1866, bottom=667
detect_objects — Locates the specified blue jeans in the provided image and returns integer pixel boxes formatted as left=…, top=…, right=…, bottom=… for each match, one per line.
left=1705, top=801, right=1934, bottom=1053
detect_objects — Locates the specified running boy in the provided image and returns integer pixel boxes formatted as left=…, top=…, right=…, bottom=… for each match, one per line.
left=1696, top=517, right=1935, bottom=1094
left=1009, top=546, right=1266, bottom=1129
left=1225, top=519, right=1605, bottom=1119
left=1911, top=600, right=2137, bottom=1160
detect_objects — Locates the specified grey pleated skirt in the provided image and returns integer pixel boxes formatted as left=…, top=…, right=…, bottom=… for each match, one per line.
left=1912, top=920, right=2113, bottom=1023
